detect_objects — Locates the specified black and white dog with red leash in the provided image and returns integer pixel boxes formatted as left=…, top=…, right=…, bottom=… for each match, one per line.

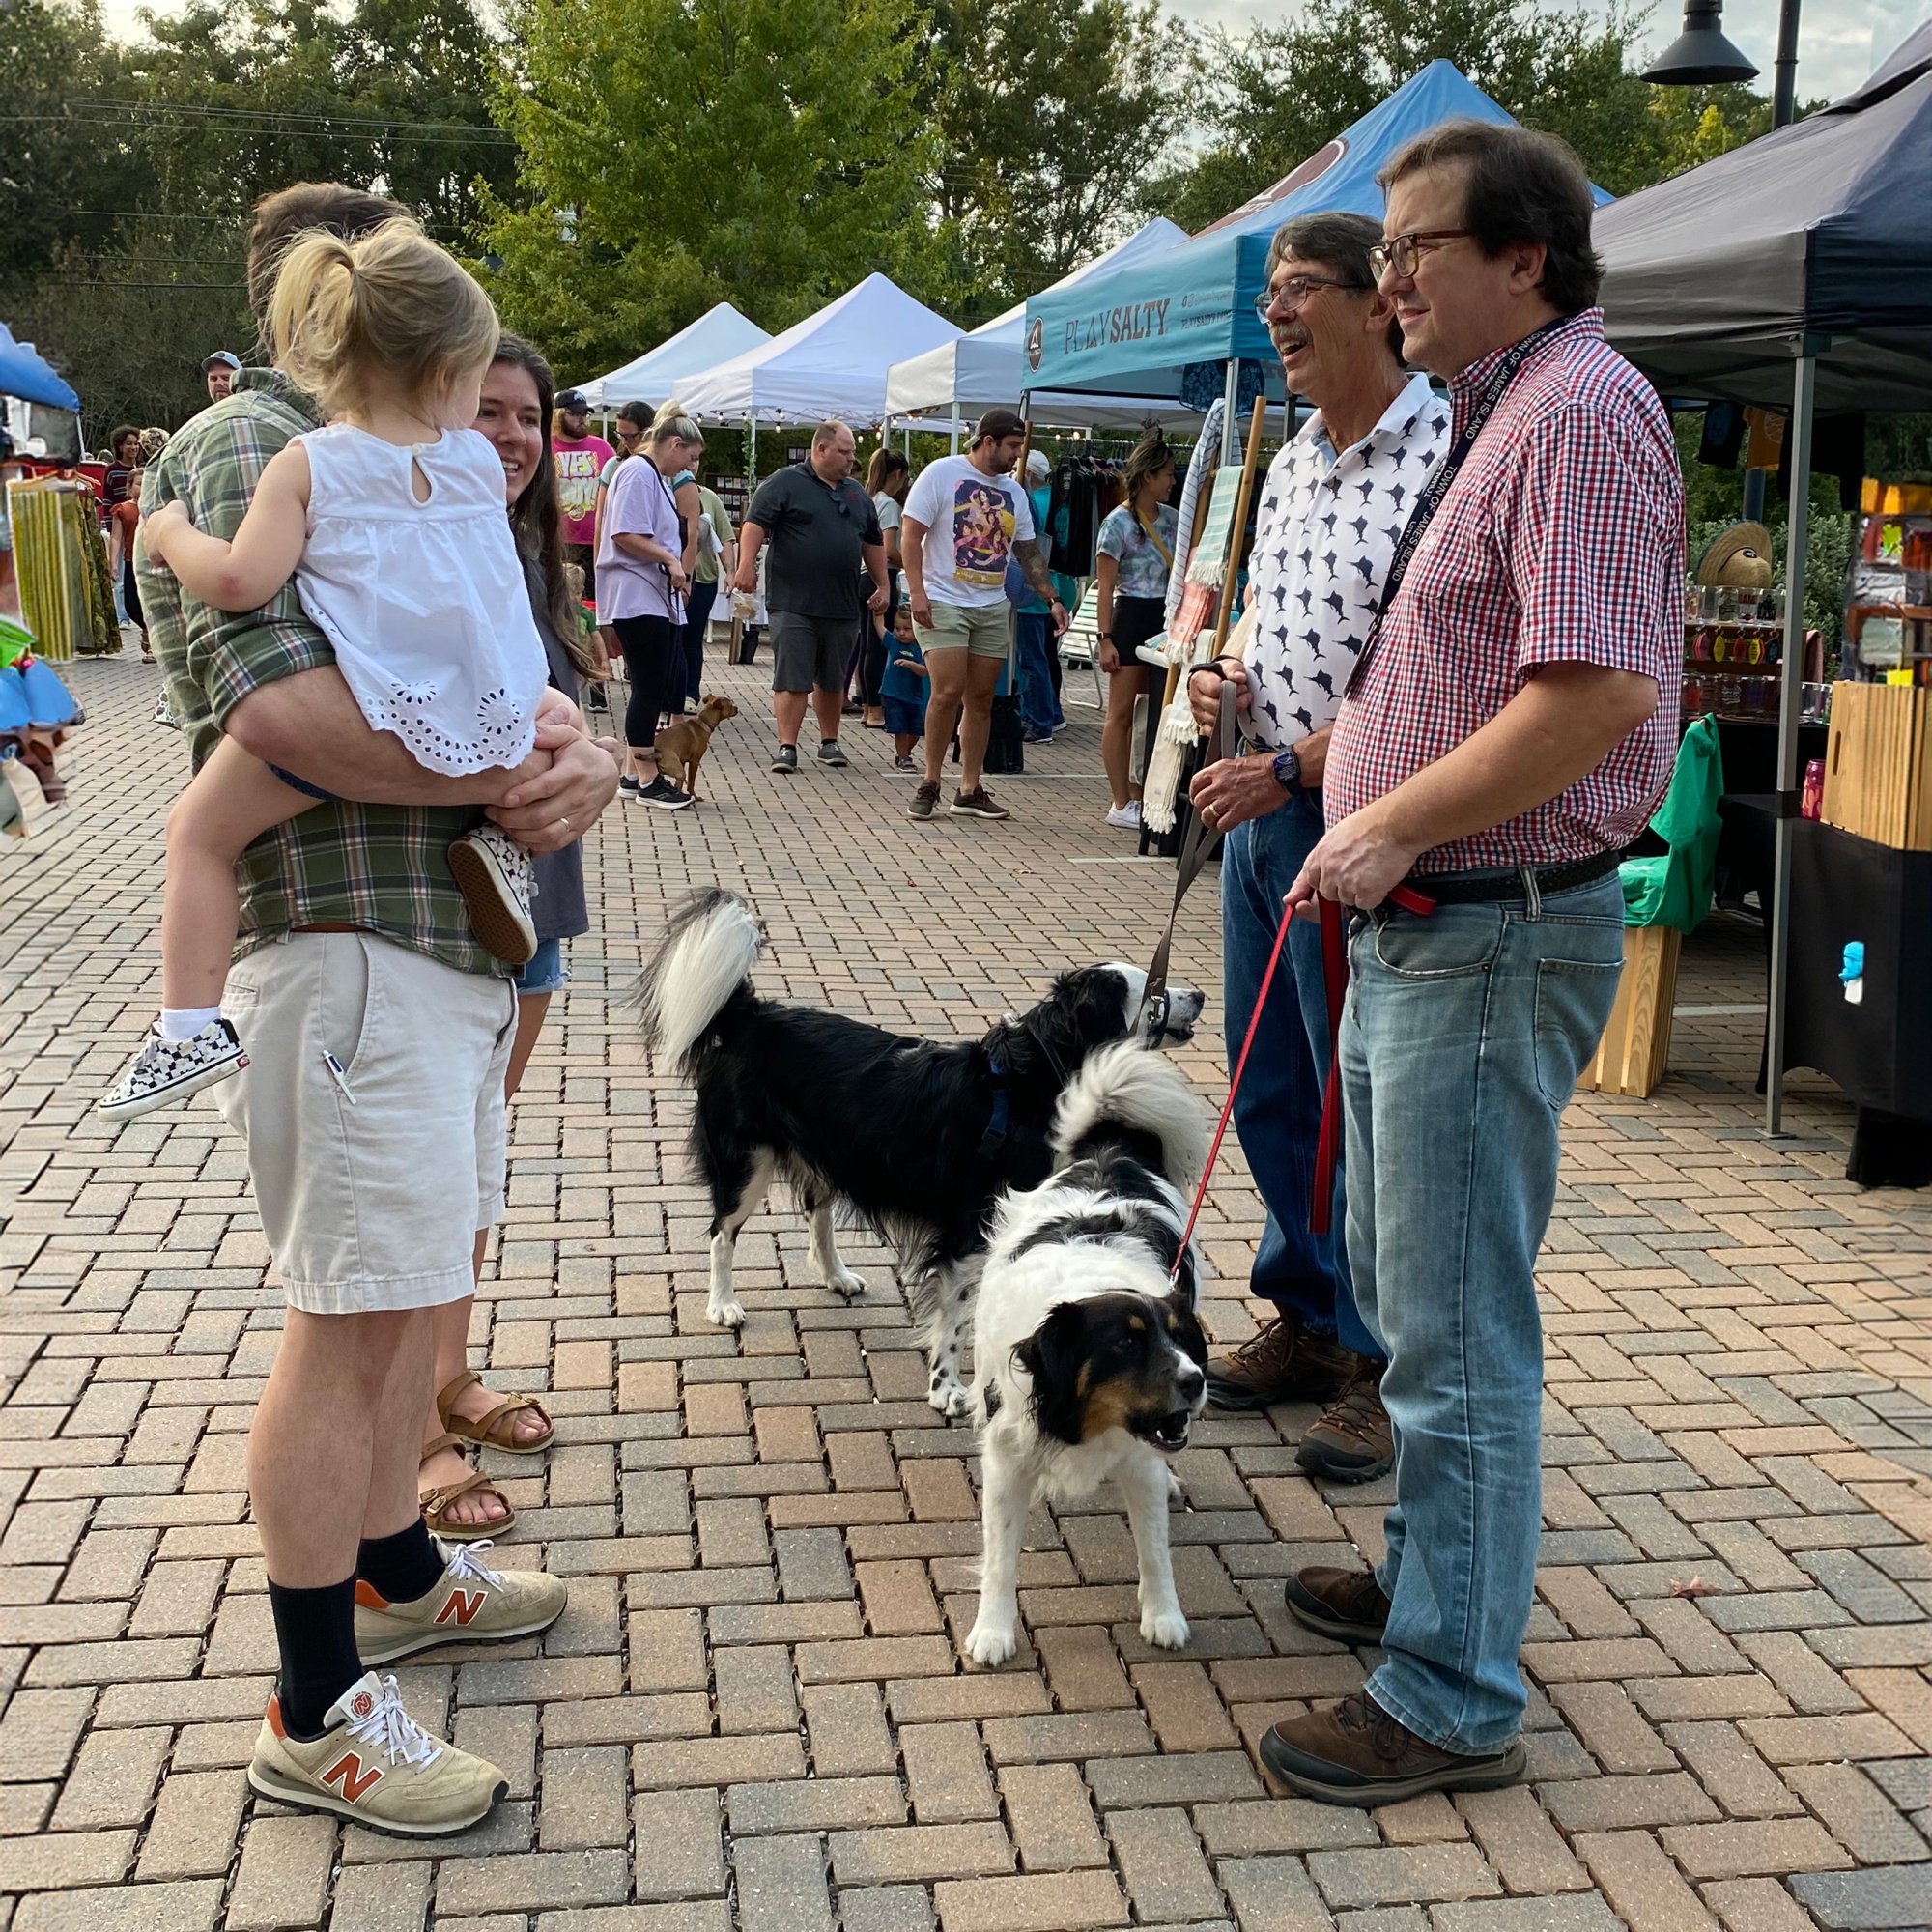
left=965, top=1040, right=1210, bottom=1665
left=637, top=890, right=1205, bottom=1416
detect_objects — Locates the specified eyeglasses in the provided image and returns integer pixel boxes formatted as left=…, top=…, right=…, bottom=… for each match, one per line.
left=1369, top=230, right=1475, bottom=281
left=1254, top=274, right=1362, bottom=319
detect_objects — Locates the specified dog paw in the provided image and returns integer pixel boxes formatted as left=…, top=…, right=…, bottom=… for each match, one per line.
left=928, top=1380, right=973, bottom=1419
left=963, top=1619, right=1018, bottom=1667
left=708, top=1299, right=747, bottom=1329
left=825, top=1267, right=867, bottom=1300
left=1140, top=1605, right=1190, bottom=1650
left=1166, top=1468, right=1185, bottom=1507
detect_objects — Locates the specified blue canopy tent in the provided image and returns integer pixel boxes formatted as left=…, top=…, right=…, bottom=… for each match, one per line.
left=1022, top=61, right=1608, bottom=412
left=0, top=325, right=79, bottom=412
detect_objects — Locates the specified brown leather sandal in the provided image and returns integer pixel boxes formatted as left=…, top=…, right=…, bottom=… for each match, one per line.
left=437, top=1369, right=555, bottom=1456
left=419, top=1432, right=515, bottom=1543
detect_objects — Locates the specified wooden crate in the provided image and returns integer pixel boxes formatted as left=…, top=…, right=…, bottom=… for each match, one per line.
left=1579, top=923, right=1681, bottom=1099
left=1822, top=679, right=1932, bottom=849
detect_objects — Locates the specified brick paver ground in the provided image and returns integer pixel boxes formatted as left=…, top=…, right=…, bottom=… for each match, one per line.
left=2, top=648, right=1930, bottom=1932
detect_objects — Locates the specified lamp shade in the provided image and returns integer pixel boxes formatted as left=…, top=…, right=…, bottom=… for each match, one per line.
left=1644, top=0, right=1759, bottom=84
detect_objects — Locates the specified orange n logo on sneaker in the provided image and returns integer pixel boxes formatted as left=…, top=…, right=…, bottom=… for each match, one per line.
left=321, top=1751, right=383, bottom=1804
left=436, top=1588, right=487, bottom=1626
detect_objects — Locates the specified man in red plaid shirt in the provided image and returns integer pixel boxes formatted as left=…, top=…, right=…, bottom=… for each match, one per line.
left=1261, top=122, right=1683, bottom=1806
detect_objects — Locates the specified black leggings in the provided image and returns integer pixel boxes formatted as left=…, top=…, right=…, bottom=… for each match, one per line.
left=614, top=613, right=680, bottom=755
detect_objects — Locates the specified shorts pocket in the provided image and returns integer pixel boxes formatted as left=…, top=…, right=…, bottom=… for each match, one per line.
left=319, top=936, right=379, bottom=1080
left=1534, top=950, right=1626, bottom=1110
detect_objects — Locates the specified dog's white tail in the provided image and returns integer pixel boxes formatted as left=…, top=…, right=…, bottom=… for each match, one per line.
left=1050, top=1039, right=1208, bottom=1194
left=637, top=890, right=763, bottom=1072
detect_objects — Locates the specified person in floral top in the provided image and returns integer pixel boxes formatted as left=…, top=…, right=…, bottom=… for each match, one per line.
left=1094, top=431, right=1179, bottom=830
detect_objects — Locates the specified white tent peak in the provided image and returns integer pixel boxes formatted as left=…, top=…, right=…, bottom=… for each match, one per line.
left=574, top=301, right=772, bottom=412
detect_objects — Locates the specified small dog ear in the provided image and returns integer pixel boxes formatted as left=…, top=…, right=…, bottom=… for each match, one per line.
left=1012, top=1301, right=1091, bottom=1446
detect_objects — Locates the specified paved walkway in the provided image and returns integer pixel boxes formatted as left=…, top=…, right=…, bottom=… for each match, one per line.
left=1, top=649, right=1929, bottom=1932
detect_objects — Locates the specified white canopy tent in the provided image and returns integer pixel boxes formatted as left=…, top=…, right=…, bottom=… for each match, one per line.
left=571, top=302, right=772, bottom=413
left=884, top=218, right=1187, bottom=440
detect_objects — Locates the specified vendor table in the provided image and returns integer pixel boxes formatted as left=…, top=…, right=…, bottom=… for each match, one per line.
left=1719, top=795, right=1932, bottom=1184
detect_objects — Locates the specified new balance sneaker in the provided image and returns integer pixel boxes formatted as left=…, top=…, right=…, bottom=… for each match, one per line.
left=248, top=1671, right=506, bottom=1836
left=99, top=1019, right=247, bottom=1122
left=638, top=776, right=694, bottom=810
left=355, top=1538, right=568, bottom=1666
left=1106, top=800, right=1143, bottom=831
left=448, top=825, right=537, bottom=966
left=772, top=744, right=799, bottom=775
left=817, top=740, right=848, bottom=768
left=950, top=785, right=1009, bottom=821
left=906, top=781, right=941, bottom=821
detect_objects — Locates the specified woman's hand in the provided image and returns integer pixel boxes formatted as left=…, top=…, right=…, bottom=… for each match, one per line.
left=1098, top=639, right=1121, bottom=674
left=668, top=562, right=691, bottom=595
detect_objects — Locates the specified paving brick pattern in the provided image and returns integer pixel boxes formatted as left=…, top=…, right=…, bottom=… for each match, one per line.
left=2, top=650, right=1929, bottom=1931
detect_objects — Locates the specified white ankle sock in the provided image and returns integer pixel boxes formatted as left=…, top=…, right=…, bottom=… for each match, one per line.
left=159, top=1006, right=222, bottom=1042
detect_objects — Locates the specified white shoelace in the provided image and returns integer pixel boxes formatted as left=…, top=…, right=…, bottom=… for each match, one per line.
left=343, top=1675, right=443, bottom=1769
left=441, top=1540, right=505, bottom=1593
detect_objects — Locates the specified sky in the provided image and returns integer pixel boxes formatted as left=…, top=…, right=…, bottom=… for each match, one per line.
left=99, top=0, right=1929, bottom=106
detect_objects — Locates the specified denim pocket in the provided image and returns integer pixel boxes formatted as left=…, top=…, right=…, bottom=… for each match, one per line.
left=1370, top=906, right=1503, bottom=980
left=1533, top=948, right=1626, bottom=1110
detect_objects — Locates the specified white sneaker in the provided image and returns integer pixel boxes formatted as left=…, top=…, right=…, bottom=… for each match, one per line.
left=1106, top=800, right=1143, bottom=831
left=355, top=1539, right=567, bottom=1665
left=99, top=1019, right=247, bottom=1121
left=248, top=1671, right=505, bottom=1836
left=448, top=825, right=537, bottom=966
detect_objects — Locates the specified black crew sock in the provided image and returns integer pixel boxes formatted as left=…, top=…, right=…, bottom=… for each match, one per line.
left=268, top=1575, right=362, bottom=1740
left=357, top=1519, right=446, bottom=1605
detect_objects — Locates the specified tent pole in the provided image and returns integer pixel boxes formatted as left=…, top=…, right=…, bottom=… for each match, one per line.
left=1763, top=351, right=1815, bottom=1138
left=950, top=389, right=960, bottom=456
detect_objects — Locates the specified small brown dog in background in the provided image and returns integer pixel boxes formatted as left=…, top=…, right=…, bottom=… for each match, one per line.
left=654, top=695, right=739, bottom=801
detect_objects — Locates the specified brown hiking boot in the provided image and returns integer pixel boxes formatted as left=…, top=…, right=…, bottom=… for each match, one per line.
left=1260, top=1690, right=1525, bottom=1806
left=1283, top=1564, right=1390, bottom=1644
left=1205, top=1311, right=1357, bottom=1412
left=1297, top=1360, right=1393, bottom=1483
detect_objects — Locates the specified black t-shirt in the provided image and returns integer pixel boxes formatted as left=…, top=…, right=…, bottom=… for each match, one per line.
left=745, top=461, right=883, bottom=619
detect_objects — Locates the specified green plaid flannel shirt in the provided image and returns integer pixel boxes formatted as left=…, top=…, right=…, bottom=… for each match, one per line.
left=137, top=369, right=500, bottom=979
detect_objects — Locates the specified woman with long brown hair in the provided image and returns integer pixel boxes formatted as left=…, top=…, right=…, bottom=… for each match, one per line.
left=1094, top=429, right=1179, bottom=831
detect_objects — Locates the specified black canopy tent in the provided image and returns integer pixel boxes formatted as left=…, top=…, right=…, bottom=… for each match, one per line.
left=1595, top=22, right=1932, bottom=1132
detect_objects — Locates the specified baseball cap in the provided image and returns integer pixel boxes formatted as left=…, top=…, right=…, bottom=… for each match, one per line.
left=1025, top=449, right=1050, bottom=480
left=203, top=351, right=242, bottom=372
left=556, top=389, right=589, bottom=411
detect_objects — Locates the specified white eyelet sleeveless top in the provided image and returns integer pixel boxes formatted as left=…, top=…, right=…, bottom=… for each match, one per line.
left=293, top=422, right=550, bottom=776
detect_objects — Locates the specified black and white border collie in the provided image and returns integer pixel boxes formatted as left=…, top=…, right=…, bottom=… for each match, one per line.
left=965, top=1039, right=1210, bottom=1666
left=636, top=890, right=1206, bottom=1415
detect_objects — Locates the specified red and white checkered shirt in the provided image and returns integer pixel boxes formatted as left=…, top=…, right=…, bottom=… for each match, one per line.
left=1325, top=309, right=1684, bottom=875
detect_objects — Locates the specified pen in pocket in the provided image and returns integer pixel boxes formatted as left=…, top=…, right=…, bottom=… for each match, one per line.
left=320, top=1050, right=357, bottom=1104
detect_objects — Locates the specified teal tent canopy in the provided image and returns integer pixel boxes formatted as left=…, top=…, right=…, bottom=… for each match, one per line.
left=0, top=324, right=78, bottom=412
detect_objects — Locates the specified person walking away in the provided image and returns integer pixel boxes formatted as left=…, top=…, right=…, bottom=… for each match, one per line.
left=132, top=182, right=618, bottom=1836
left=600, top=402, right=702, bottom=809
left=1094, top=430, right=1178, bottom=830
left=552, top=388, right=614, bottom=610
left=732, top=420, right=886, bottom=775
left=587, top=401, right=651, bottom=679
left=1012, top=447, right=1064, bottom=742
left=879, top=602, right=928, bottom=769
left=102, top=425, right=147, bottom=652
left=415, top=332, right=604, bottom=1536
left=861, top=447, right=910, bottom=728
left=1261, top=122, right=1682, bottom=1805
left=1184, top=213, right=1445, bottom=1482
left=900, top=408, right=1066, bottom=823
left=103, top=218, right=563, bottom=1121
left=203, top=350, right=242, bottom=402
left=685, top=472, right=736, bottom=710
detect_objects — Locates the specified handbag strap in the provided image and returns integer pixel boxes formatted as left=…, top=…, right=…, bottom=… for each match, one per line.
left=1134, top=503, right=1175, bottom=575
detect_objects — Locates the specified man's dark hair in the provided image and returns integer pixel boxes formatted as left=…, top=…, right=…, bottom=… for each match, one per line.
left=1265, top=212, right=1403, bottom=358
left=1378, top=120, right=1602, bottom=314
left=972, top=407, right=1026, bottom=447
left=245, top=183, right=407, bottom=327
left=616, top=400, right=654, bottom=434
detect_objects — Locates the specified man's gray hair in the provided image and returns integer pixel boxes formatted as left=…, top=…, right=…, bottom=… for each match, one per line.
left=1264, top=212, right=1381, bottom=290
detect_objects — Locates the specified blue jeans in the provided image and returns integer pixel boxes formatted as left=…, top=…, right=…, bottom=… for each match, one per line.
left=1342, top=872, right=1624, bottom=1752
left=682, top=579, right=718, bottom=706
left=1014, top=611, right=1063, bottom=735
left=1221, top=794, right=1378, bottom=1360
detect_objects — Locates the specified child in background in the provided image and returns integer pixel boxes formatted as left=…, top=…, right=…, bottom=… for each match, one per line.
left=879, top=602, right=927, bottom=770
left=99, top=218, right=558, bottom=1122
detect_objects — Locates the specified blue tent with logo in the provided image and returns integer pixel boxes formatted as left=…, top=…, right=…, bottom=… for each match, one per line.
left=0, top=325, right=79, bottom=412
left=1023, top=60, right=1608, bottom=406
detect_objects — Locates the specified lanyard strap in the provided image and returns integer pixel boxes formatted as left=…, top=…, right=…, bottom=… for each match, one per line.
left=1347, top=317, right=1566, bottom=696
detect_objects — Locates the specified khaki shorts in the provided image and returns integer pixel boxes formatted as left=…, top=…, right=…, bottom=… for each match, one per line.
left=217, top=933, right=517, bottom=1316
left=916, top=599, right=1012, bottom=660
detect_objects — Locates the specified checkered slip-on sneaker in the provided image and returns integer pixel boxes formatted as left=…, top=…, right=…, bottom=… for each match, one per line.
left=98, top=1019, right=247, bottom=1122
left=448, top=824, right=538, bottom=966
left=355, top=1538, right=568, bottom=1666
left=249, top=1671, right=505, bottom=1836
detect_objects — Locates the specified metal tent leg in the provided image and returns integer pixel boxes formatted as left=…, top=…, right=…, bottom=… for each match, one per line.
left=1764, top=353, right=1815, bottom=1137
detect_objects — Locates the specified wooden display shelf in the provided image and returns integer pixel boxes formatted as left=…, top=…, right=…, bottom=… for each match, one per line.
left=1580, top=925, right=1681, bottom=1099
left=1822, top=679, right=1932, bottom=850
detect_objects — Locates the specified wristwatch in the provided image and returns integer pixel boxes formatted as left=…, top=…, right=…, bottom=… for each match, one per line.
left=1270, top=747, right=1302, bottom=790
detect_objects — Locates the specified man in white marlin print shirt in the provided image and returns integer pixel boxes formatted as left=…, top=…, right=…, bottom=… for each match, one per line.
left=1184, top=212, right=1450, bottom=1474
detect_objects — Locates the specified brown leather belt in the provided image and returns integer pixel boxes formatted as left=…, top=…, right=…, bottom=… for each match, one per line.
left=289, top=923, right=362, bottom=934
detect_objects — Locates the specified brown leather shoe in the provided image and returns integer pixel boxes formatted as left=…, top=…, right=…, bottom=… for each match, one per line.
left=1206, top=1311, right=1357, bottom=1411
left=1283, top=1564, right=1390, bottom=1643
left=1297, top=1360, right=1393, bottom=1482
left=1260, top=1690, right=1526, bottom=1806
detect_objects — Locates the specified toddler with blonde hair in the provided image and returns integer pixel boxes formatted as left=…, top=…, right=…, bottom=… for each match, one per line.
left=101, top=218, right=558, bottom=1119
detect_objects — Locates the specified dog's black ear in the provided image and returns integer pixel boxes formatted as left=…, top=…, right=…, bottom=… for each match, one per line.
left=1012, top=1300, right=1093, bottom=1446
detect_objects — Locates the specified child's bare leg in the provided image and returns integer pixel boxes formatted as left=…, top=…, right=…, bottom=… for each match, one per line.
left=162, top=738, right=320, bottom=1011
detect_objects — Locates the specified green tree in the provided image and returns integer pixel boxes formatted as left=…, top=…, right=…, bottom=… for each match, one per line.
left=923, top=0, right=1188, bottom=324
left=480, top=0, right=941, bottom=380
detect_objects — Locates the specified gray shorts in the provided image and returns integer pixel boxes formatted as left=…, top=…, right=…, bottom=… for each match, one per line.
left=771, top=611, right=854, bottom=694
